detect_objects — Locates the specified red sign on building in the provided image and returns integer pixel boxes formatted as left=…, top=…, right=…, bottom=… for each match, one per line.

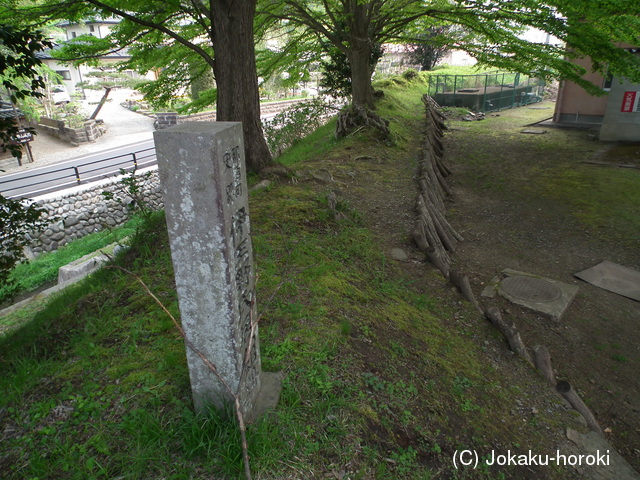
left=621, top=91, right=638, bottom=112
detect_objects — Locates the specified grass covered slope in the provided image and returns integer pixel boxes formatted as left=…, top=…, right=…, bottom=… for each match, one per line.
left=1, top=76, right=589, bottom=479
left=0, top=215, right=143, bottom=307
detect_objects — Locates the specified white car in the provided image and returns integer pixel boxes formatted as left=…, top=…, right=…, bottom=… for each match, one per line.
left=51, top=86, right=71, bottom=104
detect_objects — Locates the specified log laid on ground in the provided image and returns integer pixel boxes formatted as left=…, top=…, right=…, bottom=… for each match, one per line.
left=449, top=269, right=482, bottom=312
left=413, top=202, right=451, bottom=270
left=556, top=380, right=604, bottom=435
left=424, top=146, right=452, bottom=196
left=419, top=170, right=445, bottom=212
left=412, top=226, right=450, bottom=277
left=533, top=345, right=556, bottom=385
left=434, top=154, right=452, bottom=177
left=484, top=307, right=533, bottom=365
left=417, top=194, right=460, bottom=253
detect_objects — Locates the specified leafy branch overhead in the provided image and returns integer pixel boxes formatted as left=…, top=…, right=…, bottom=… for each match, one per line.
left=262, top=0, right=640, bottom=102
left=0, top=24, right=52, bottom=102
left=3, top=0, right=640, bottom=154
left=2, top=0, right=273, bottom=172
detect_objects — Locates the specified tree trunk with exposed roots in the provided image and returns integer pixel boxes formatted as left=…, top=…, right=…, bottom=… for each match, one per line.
left=333, top=1, right=391, bottom=139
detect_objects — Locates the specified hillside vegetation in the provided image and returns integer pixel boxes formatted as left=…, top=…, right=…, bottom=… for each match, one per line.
left=0, top=74, right=605, bottom=479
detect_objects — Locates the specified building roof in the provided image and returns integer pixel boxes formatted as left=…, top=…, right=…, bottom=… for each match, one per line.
left=35, top=43, right=130, bottom=60
left=56, top=18, right=120, bottom=27
left=0, top=102, right=25, bottom=120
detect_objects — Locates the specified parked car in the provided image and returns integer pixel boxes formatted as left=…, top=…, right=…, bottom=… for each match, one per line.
left=51, top=86, right=71, bottom=104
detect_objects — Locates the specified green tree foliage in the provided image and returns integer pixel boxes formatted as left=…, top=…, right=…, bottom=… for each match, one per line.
left=319, top=41, right=383, bottom=99
left=189, top=61, right=215, bottom=102
left=2, top=0, right=273, bottom=172
left=262, top=0, right=640, bottom=111
left=0, top=195, right=48, bottom=303
left=0, top=23, right=52, bottom=159
left=0, top=23, right=50, bottom=301
left=408, top=27, right=454, bottom=71
left=262, top=98, right=335, bottom=156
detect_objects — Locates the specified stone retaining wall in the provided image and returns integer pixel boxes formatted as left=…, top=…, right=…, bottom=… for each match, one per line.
left=27, top=98, right=319, bottom=255
left=38, top=117, right=104, bottom=146
left=28, top=169, right=163, bottom=256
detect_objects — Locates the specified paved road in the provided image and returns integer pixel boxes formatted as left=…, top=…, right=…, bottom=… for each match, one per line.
left=0, top=88, right=292, bottom=199
left=0, top=138, right=156, bottom=199
left=0, top=88, right=156, bottom=199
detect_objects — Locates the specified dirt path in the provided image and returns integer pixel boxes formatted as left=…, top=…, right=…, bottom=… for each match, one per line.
left=316, top=100, right=640, bottom=476
left=442, top=105, right=640, bottom=471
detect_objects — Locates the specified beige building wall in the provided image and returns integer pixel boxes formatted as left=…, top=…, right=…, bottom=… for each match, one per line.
left=600, top=77, right=640, bottom=141
left=553, top=57, right=609, bottom=124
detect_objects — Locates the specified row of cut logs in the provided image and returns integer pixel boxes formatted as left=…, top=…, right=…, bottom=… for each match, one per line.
left=413, top=96, right=603, bottom=435
left=412, top=95, right=462, bottom=278
left=484, top=307, right=603, bottom=434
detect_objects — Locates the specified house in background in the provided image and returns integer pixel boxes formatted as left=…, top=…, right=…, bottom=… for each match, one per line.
left=37, top=19, right=155, bottom=97
left=375, top=44, right=477, bottom=77
left=553, top=46, right=640, bottom=141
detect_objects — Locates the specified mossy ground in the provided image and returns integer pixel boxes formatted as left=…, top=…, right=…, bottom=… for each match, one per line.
left=444, top=102, right=640, bottom=471
left=0, top=77, right=622, bottom=479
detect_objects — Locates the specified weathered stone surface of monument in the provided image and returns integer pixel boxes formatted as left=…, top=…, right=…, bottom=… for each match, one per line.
left=153, top=122, right=262, bottom=416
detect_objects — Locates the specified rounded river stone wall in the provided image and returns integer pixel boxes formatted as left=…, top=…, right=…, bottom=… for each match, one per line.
left=28, top=170, right=163, bottom=255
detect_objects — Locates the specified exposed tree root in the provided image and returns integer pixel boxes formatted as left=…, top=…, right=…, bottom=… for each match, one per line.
left=335, top=104, right=390, bottom=138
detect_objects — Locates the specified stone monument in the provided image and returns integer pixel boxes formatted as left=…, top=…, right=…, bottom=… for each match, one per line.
left=154, top=122, right=263, bottom=417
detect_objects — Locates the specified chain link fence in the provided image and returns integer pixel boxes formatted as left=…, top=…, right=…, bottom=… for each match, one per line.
left=427, top=72, right=545, bottom=112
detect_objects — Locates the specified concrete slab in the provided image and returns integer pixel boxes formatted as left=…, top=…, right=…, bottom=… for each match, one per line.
left=482, top=269, right=579, bottom=321
left=566, top=428, right=640, bottom=479
left=56, top=241, right=126, bottom=286
left=574, top=261, right=640, bottom=302
left=58, top=253, right=109, bottom=285
left=0, top=241, right=127, bottom=318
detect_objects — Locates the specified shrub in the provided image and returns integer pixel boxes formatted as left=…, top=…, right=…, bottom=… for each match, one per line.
left=262, top=99, right=337, bottom=157
left=402, top=69, right=418, bottom=81
left=0, top=195, right=48, bottom=304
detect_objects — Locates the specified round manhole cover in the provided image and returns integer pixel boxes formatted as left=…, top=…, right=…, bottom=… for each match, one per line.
left=500, top=276, right=562, bottom=303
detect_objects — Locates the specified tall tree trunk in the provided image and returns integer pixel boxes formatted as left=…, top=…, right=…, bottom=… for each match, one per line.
left=347, top=39, right=375, bottom=108
left=211, top=0, right=273, bottom=173
left=335, top=1, right=389, bottom=138
left=345, top=0, right=375, bottom=109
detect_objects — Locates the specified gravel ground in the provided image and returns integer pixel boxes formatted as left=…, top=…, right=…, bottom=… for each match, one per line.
left=2, top=88, right=155, bottom=174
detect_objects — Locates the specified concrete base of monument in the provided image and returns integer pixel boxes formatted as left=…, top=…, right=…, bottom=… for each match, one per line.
left=247, top=371, right=284, bottom=424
